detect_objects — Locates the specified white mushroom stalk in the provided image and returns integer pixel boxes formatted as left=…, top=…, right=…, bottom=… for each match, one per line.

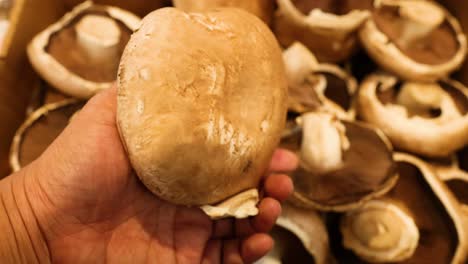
left=282, top=42, right=320, bottom=86
left=395, top=82, right=462, bottom=121
left=76, top=14, right=121, bottom=64
left=341, top=200, right=419, bottom=262
left=397, top=1, right=445, bottom=47
left=300, top=112, right=350, bottom=174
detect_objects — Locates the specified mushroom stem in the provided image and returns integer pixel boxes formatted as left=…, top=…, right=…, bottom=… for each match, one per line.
left=341, top=200, right=419, bottom=262
left=396, top=82, right=443, bottom=115
left=282, top=42, right=319, bottom=86
left=76, top=14, right=121, bottom=64
left=398, top=1, right=445, bottom=47
left=300, top=112, right=349, bottom=174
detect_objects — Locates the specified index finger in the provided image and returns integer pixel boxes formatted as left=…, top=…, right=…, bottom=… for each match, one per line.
left=267, top=149, right=299, bottom=173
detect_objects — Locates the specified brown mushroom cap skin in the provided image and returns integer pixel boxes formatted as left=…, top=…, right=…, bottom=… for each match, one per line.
left=173, top=0, right=274, bottom=25
left=117, top=8, right=287, bottom=206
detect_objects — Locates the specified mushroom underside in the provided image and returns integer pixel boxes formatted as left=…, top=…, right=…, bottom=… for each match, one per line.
left=373, top=5, right=459, bottom=65
left=328, top=161, right=459, bottom=263
left=47, top=10, right=132, bottom=83
left=14, top=101, right=84, bottom=170
left=291, top=0, right=373, bottom=16
left=376, top=80, right=468, bottom=119
left=283, top=121, right=396, bottom=208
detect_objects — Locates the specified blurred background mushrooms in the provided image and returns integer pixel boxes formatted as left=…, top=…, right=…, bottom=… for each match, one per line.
left=358, top=73, right=468, bottom=157
left=274, top=0, right=372, bottom=62
left=360, top=0, right=467, bottom=81
left=9, top=99, right=83, bottom=172
left=27, top=1, right=140, bottom=98
left=281, top=111, right=398, bottom=212
left=173, top=0, right=274, bottom=25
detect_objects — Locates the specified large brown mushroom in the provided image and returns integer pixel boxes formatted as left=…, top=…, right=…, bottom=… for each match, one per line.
left=173, top=0, right=274, bottom=25
left=10, top=99, right=84, bottom=172
left=283, top=42, right=357, bottom=120
left=360, top=0, right=467, bottom=81
left=274, top=0, right=372, bottom=62
left=358, top=73, right=468, bottom=157
left=328, top=153, right=468, bottom=263
left=256, top=203, right=333, bottom=264
left=27, top=1, right=140, bottom=98
left=281, top=111, right=398, bottom=212
left=117, top=8, right=287, bottom=219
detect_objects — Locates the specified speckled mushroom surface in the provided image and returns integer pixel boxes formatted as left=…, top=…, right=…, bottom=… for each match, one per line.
left=117, top=8, right=287, bottom=207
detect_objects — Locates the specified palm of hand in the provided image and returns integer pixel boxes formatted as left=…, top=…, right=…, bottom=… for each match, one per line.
left=24, top=88, right=296, bottom=263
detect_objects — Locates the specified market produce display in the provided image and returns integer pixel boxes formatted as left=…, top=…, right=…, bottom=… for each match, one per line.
left=10, top=0, right=468, bottom=263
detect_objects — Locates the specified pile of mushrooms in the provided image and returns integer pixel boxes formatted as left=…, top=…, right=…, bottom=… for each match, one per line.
left=12, top=1, right=141, bottom=172
left=14, top=0, right=468, bottom=263
left=270, top=0, right=468, bottom=262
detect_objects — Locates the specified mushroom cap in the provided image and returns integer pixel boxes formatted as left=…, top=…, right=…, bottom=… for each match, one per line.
left=10, top=99, right=84, bottom=172
left=282, top=42, right=357, bottom=120
left=258, top=203, right=332, bottom=264
left=392, top=153, right=468, bottom=264
left=359, top=0, right=467, bottom=81
left=358, top=73, right=468, bottom=157
left=27, top=1, right=141, bottom=99
left=274, top=0, right=371, bottom=62
left=340, top=199, right=419, bottom=262
left=173, top=0, right=274, bottom=25
left=281, top=113, right=398, bottom=212
left=117, top=8, right=287, bottom=206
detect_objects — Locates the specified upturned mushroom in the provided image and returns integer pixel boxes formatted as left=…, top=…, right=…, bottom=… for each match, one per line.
left=173, top=0, right=274, bottom=25
left=256, top=202, right=333, bottom=264
left=274, top=0, right=372, bottom=62
left=27, top=1, right=141, bottom=98
left=340, top=199, right=419, bottom=262
left=62, top=0, right=170, bottom=17
left=329, top=153, right=468, bottom=263
left=10, top=99, right=83, bottom=172
left=117, top=8, right=287, bottom=219
left=358, top=73, right=468, bottom=157
left=281, top=111, right=398, bottom=212
left=283, top=42, right=357, bottom=120
left=360, top=0, right=467, bottom=81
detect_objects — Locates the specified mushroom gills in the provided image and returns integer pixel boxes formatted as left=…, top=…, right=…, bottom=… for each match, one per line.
left=46, top=11, right=133, bottom=83
left=393, top=82, right=462, bottom=120
left=291, top=0, right=372, bottom=16
left=10, top=100, right=84, bottom=172
left=372, top=1, right=460, bottom=65
left=329, top=156, right=462, bottom=263
left=283, top=113, right=397, bottom=211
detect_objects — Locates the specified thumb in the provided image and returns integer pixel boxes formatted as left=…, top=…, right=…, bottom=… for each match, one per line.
left=33, top=86, right=131, bottom=185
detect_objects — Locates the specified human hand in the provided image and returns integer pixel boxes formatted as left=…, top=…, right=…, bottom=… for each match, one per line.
left=1, top=87, right=298, bottom=263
